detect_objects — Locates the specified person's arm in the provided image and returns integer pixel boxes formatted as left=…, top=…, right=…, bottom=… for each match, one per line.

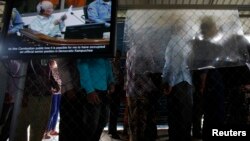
left=87, top=3, right=110, bottom=27
left=54, top=14, right=67, bottom=31
left=162, top=59, right=172, bottom=95
left=199, top=71, right=207, bottom=94
left=162, top=41, right=174, bottom=95
left=8, top=8, right=24, bottom=34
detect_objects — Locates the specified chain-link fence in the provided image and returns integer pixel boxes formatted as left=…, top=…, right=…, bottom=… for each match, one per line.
left=0, top=0, right=250, bottom=141
left=123, top=7, right=250, bottom=141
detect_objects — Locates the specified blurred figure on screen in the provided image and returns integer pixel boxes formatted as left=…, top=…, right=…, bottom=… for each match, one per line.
left=8, top=8, right=24, bottom=35
left=29, top=0, right=67, bottom=37
left=87, top=0, right=111, bottom=27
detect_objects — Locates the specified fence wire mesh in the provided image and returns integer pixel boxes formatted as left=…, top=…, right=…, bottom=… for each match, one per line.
left=0, top=2, right=250, bottom=141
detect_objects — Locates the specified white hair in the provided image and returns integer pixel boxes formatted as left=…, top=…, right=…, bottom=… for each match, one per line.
left=36, top=1, right=53, bottom=14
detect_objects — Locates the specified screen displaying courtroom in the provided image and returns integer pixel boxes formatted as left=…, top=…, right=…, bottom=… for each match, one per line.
left=0, top=0, right=117, bottom=59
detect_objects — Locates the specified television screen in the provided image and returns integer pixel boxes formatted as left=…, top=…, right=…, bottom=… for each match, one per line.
left=0, top=0, right=117, bottom=59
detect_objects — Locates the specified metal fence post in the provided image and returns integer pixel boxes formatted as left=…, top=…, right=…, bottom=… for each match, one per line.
left=0, top=60, right=8, bottom=121
left=9, top=61, right=28, bottom=141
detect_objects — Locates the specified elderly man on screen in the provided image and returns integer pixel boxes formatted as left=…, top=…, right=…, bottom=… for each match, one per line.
left=29, top=0, right=67, bottom=37
left=87, top=0, right=111, bottom=27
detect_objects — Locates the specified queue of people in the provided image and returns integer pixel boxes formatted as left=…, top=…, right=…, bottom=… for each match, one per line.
left=0, top=1, right=250, bottom=141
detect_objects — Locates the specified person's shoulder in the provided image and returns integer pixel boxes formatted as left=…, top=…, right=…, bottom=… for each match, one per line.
left=89, top=0, right=98, bottom=6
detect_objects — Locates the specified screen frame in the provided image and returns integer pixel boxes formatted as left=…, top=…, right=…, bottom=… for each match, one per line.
left=0, top=0, right=117, bottom=59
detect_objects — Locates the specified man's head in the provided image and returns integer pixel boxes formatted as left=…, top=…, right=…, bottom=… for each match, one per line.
left=37, top=0, right=54, bottom=16
left=200, top=16, right=218, bottom=39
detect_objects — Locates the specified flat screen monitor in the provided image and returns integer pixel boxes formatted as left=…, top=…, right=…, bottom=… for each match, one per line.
left=64, top=23, right=105, bottom=39
left=0, top=0, right=117, bottom=59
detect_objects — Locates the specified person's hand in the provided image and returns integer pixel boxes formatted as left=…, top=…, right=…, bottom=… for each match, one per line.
left=60, top=14, right=67, bottom=21
left=51, top=87, right=59, bottom=93
left=87, top=91, right=101, bottom=105
left=54, top=19, right=61, bottom=25
left=163, top=83, right=172, bottom=96
left=108, top=84, right=115, bottom=94
left=54, top=15, right=67, bottom=25
left=65, top=89, right=77, bottom=101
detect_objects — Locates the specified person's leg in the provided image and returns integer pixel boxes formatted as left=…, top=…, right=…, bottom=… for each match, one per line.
left=59, top=90, right=86, bottom=141
left=84, top=92, right=108, bottom=141
left=128, top=96, right=155, bottom=141
left=50, top=94, right=61, bottom=133
left=13, top=105, right=29, bottom=141
left=0, top=103, right=14, bottom=141
left=108, top=85, right=120, bottom=138
left=192, top=91, right=203, bottom=138
left=47, top=94, right=57, bottom=132
left=29, top=96, right=51, bottom=141
left=167, top=82, right=192, bottom=141
left=202, top=70, right=225, bottom=141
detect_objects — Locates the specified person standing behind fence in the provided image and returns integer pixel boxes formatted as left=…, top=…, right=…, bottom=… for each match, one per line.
left=125, top=47, right=160, bottom=141
left=77, top=58, right=115, bottom=141
left=191, top=16, right=225, bottom=141
left=162, top=19, right=193, bottom=141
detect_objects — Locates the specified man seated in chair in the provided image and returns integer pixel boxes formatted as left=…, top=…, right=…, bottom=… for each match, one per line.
left=29, top=0, right=67, bottom=37
left=87, top=0, right=111, bottom=27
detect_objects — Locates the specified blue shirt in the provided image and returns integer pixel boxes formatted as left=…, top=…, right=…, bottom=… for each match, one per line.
left=77, top=58, right=114, bottom=94
left=87, top=0, right=111, bottom=27
left=8, top=8, right=24, bottom=34
left=162, top=35, right=192, bottom=86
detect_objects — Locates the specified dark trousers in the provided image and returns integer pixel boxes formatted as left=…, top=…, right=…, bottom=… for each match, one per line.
left=59, top=91, right=86, bottom=141
left=167, top=81, right=193, bottom=141
left=202, top=70, right=225, bottom=141
left=0, top=103, right=14, bottom=141
left=192, top=90, right=204, bottom=138
left=83, top=91, right=108, bottom=141
left=108, top=84, right=122, bottom=134
left=128, top=92, right=158, bottom=141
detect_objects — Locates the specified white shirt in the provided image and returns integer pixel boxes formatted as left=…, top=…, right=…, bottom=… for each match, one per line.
left=162, top=35, right=192, bottom=86
left=29, top=15, right=64, bottom=37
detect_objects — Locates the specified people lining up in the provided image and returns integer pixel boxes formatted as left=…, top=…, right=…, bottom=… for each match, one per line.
left=1, top=1, right=250, bottom=141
